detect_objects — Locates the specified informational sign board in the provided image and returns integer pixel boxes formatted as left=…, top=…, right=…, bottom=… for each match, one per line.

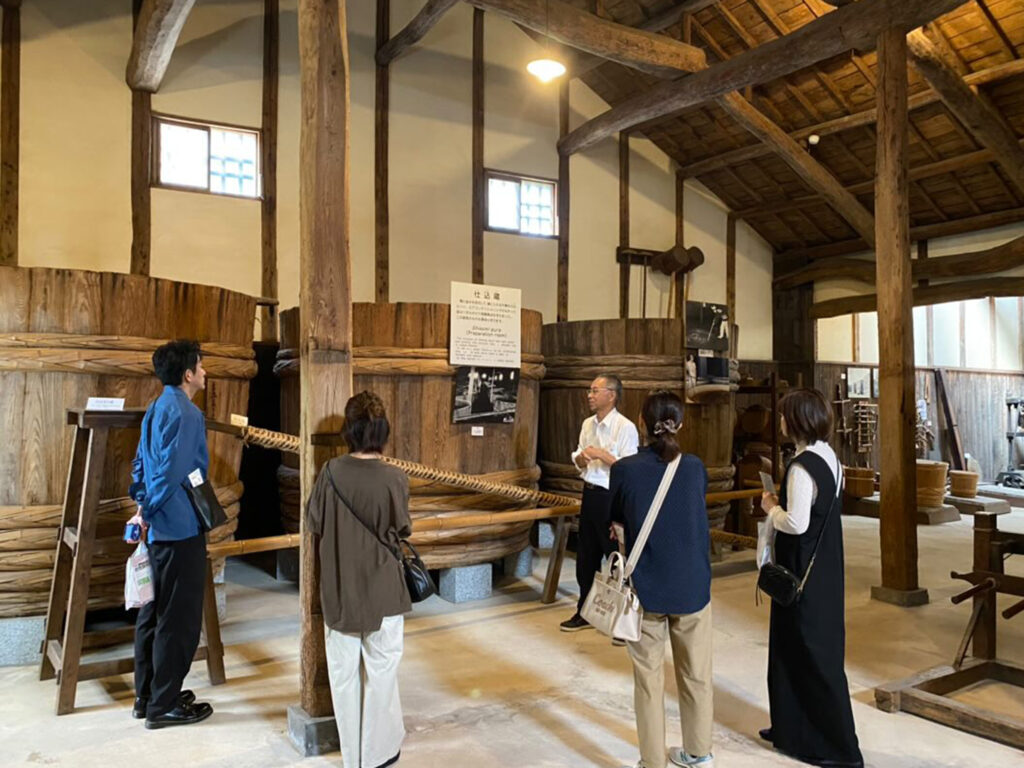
left=449, top=281, right=521, bottom=368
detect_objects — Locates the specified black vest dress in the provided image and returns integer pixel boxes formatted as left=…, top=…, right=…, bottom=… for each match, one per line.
left=768, top=450, right=863, bottom=767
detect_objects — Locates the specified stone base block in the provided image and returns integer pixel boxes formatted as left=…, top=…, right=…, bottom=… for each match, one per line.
left=439, top=563, right=492, bottom=603
left=212, top=558, right=228, bottom=623
left=287, top=705, right=339, bottom=756
left=0, top=616, right=44, bottom=667
left=871, top=584, right=929, bottom=607
left=277, top=548, right=300, bottom=583
left=533, top=521, right=555, bottom=549
left=503, top=548, right=534, bottom=579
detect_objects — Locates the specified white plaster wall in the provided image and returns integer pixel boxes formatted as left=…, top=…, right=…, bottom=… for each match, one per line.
left=12, top=0, right=778, bottom=356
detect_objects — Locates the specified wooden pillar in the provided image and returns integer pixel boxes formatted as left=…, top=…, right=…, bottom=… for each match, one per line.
left=772, top=254, right=815, bottom=390
left=726, top=213, right=736, bottom=357
left=297, top=0, right=353, bottom=719
left=618, top=132, right=629, bottom=318
left=557, top=78, right=569, bottom=322
left=471, top=8, right=484, bottom=284
left=872, top=27, right=926, bottom=606
left=130, top=0, right=152, bottom=276
left=673, top=172, right=685, bottom=320
left=374, top=0, right=390, bottom=302
left=0, top=0, right=19, bottom=266
left=260, top=0, right=280, bottom=341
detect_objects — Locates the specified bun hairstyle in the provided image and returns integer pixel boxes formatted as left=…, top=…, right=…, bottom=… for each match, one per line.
left=642, top=390, right=683, bottom=463
left=342, top=391, right=390, bottom=453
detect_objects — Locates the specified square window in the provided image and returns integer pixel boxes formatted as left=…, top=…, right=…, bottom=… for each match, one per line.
left=486, top=171, right=557, bottom=238
left=154, top=116, right=261, bottom=199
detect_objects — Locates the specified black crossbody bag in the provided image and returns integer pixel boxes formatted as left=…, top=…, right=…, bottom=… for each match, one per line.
left=324, top=468, right=436, bottom=603
left=183, top=478, right=228, bottom=532
left=757, top=469, right=842, bottom=608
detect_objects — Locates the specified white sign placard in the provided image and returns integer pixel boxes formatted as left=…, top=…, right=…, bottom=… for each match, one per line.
left=471, top=426, right=485, bottom=437
left=85, top=397, right=125, bottom=411
left=449, top=282, right=521, bottom=368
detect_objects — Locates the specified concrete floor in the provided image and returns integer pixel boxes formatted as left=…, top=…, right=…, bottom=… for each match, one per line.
left=4, top=512, right=1024, bottom=767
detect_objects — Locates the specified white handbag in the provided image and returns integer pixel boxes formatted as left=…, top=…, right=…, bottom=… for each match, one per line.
left=580, top=455, right=681, bottom=642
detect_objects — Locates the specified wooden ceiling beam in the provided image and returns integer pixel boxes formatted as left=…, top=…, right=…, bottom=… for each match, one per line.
left=810, top=276, right=1024, bottom=319
left=376, top=0, right=458, bottom=66
left=466, top=0, right=705, bottom=77
left=776, top=234, right=1024, bottom=288
left=558, top=0, right=966, bottom=155
left=779, top=206, right=1024, bottom=261
left=125, top=0, right=196, bottom=92
left=680, top=58, right=1024, bottom=178
left=907, top=27, right=1024, bottom=196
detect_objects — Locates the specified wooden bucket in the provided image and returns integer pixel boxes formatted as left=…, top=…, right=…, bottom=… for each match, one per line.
left=275, top=303, right=544, bottom=569
left=844, top=467, right=875, bottom=499
left=949, top=470, right=979, bottom=498
left=539, top=318, right=735, bottom=529
left=916, top=460, right=949, bottom=508
left=0, top=266, right=256, bottom=618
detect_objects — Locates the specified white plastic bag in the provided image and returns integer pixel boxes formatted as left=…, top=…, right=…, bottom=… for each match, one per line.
left=125, top=542, right=154, bottom=609
left=756, top=519, right=776, bottom=570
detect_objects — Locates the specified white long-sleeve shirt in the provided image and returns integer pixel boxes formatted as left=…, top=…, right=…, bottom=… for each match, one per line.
left=570, top=408, right=639, bottom=489
left=768, top=441, right=842, bottom=535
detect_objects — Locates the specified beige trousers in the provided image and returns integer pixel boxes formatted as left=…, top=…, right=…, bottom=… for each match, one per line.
left=626, top=603, right=714, bottom=768
left=324, top=615, right=405, bottom=768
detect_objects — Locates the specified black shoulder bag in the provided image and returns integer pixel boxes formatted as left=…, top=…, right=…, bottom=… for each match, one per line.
left=324, top=467, right=436, bottom=603
left=757, top=466, right=842, bottom=607
left=183, top=478, right=228, bottom=532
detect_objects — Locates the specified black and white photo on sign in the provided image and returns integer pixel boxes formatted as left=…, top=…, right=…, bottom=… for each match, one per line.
left=847, top=367, right=872, bottom=399
left=452, top=366, right=519, bottom=424
left=685, top=301, right=729, bottom=351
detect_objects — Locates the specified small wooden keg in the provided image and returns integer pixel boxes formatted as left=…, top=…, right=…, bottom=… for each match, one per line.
left=916, top=460, right=949, bottom=508
left=844, top=467, right=876, bottom=499
left=949, top=470, right=979, bottom=498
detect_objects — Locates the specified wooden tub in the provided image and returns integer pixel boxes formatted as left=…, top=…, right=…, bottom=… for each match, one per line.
left=0, top=267, right=256, bottom=617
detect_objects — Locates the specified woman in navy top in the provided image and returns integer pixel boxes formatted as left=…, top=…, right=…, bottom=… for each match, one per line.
left=610, top=390, right=714, bottom=768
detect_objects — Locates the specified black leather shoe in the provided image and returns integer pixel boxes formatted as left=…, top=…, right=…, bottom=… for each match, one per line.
left=133, top=689, right=196, bottom=719
left=559, top=614, right=592, bottom=632
left=758, top=728, right=774, bottom=743
left=145, top=701, right=213, bottom=729
left=373, top=753, right=400, bottom=768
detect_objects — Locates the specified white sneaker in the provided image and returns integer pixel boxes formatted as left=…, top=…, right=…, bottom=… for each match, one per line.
left=668, top=748, right=714, bottom=767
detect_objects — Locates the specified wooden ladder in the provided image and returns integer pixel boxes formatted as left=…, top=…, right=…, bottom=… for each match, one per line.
left=39, top=409, right=226, bottom=715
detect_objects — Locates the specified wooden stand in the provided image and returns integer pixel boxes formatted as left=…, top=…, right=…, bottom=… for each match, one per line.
left=875, top=506, right=1024, bottom=749
left=38, top=409, right=225, bottom=715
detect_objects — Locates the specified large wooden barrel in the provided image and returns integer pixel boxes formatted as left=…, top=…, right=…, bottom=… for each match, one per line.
left=0, top=267, right=257, bottom=618
left=275, top=303, right=544, bottom=568
left=539, top=319, right=735, bottom=531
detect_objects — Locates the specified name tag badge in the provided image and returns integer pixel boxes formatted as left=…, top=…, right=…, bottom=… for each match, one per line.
left=188, top=469, right=204, bottom=488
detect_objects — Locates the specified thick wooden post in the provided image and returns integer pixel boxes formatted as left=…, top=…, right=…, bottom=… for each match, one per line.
left=618, top=132, right=629, bottom=318
left=374, top=0, right=390, bottom=302
left=726, top=213, right=736, bottom=357
left=471, top=8, right=484, bottom=284
left=557, top=78, right=569, bottom=322
left=261, top=0, right=280, bottom=341
left=297, top=0, right=353, bottom=721
left=674, top=172, right=685, bottom=320
left=130, top=1, right=152, bottom=276
left=0, top=0, right=19, bottom=266
left=872, top=27, right=926, bottom=607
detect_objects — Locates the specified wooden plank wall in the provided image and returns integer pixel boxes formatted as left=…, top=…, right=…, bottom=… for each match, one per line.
left=735, top=360, right=1024, bottom=482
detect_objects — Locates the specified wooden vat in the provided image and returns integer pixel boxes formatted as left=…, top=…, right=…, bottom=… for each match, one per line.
left=949, top=470, right=979, bottom=498
left=0, top=267, right=257, bottom=618
left=916, top=460, right=949, bottom=507
left=844, top=467, right=876, bottom=499
left=539, top=319, right=735, bottom=531
left=275, top=303, right=544, bottom=569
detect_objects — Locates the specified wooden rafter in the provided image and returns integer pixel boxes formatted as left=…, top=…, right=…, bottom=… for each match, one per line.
left=125, top=0, right=196, bottom=92
left=466, top=0, right=705, bottom=77
left=908, top=27, right=1024, bottom=196
left=811, top=277, right=1024, bottom=319
left=376, top=0, right=457, bottom=65
left=558, top=0, right=967, bottom=156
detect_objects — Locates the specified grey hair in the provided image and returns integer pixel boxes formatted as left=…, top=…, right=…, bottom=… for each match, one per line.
left=597, top=373, right=624, bottom=407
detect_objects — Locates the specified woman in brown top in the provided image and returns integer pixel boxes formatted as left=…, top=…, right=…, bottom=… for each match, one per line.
left=306, top=391, right=412, bottom=768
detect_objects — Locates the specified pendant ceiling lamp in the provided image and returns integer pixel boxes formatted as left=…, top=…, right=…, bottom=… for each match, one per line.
left=527, top=0, right=566, bottom=83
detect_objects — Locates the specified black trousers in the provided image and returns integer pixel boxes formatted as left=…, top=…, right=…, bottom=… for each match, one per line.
left=575, top=484, right=616, bottom=612
left=134, top=533, right=207, bottom=717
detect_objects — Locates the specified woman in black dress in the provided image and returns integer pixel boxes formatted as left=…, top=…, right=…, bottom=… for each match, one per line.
left=759, top=388, right=863, bottom=767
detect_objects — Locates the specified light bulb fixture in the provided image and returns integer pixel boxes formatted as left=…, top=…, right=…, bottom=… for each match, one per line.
left=527, top=0, right=565, bottom=83
left=808, top=133, right=821, bottom=146
left=527, top=58, right=566, bottom=83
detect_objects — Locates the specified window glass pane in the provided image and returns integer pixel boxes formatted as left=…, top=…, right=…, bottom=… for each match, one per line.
left=209, top=127, right=259, bottom=198
left=159, top=122, right=209, bottom=189
left=963, top=298, right=990, bottom=369
left=995, top=297, right=1020, bottom=371
left=913, top=305, right=928, bottom=367
left=520, top=179, right=554, bottom=236
left=857, top=312, right=878, bottom=364
left=932, top=302, right=960, bottom=367
left=488, top=177, right=519, bottom=230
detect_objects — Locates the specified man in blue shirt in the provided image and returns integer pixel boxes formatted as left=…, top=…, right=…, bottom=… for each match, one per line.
left=126, top=340, right=214, bottom=729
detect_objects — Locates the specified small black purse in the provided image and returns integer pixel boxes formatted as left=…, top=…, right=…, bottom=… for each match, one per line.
left=183, top=478, right=228, bottom=532
left=325, top=466, right=436, bottom=603
left=757, top=474, right=841, bottom=607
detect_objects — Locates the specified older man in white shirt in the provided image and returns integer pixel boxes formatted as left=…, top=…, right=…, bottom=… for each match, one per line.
left=560, top=373, right=639, bottom=632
